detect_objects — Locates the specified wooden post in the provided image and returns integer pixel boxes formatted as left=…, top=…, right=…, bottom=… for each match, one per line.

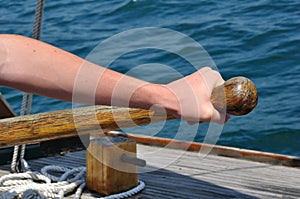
left=86, top=136, right=143, bottom=196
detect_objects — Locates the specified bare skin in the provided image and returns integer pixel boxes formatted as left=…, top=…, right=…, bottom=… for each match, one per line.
left=0, top=34, right=229, bottom=124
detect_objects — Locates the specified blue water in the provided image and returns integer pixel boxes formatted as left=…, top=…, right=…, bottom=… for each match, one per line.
left=0, top=0, right=299, bottom=156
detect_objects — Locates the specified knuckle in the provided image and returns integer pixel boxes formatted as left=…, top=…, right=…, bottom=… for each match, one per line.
left=200, top=106, right=214, bottom=120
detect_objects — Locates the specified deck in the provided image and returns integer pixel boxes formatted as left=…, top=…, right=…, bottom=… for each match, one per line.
left=1, top=143, right=299, bottom=199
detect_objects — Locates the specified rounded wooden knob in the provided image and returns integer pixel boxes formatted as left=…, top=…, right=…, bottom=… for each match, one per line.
left=211, top=76, right=258, bottom=116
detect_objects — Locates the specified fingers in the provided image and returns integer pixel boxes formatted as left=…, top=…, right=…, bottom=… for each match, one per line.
left=198, top=102, right=229, bottom=124
left=211, top=109, right=230, bottom=124
left=186, top=112, right=229, bottom=125
left=166, top=66, right=229, bottom=124
left=199, top=67, right=229, bottom=124
left=189, top=67, right=229, bottom=124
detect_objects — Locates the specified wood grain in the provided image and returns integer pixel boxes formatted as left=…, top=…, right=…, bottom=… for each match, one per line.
left=211, top=76, right=258, bottom=116
left=1, top=144, right=299, bottom=199
left=86, top=136, right=138, bottom=195
left=106, top=131, right=300, bottom=167
left=0, top=105, right=172, bottom=148
left=0, top=76, right=257, bottom=148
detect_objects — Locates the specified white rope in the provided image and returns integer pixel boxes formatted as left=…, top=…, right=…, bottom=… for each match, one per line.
left=11, top=0, right=45, bottom=173
left=5, top=0, right=145, bottom=198
left=98, top=180, right=145, bottom=199
left=10, top=93, right=30, bottom=172
left=0, top=165, right=145, bottom=199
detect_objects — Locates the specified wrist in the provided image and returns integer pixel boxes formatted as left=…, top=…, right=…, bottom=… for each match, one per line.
left=138, top=84, right=180, bottom=116
left=129, top=83, right=179, bottom=114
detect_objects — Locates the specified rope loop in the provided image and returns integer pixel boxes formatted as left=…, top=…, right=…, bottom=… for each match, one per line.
left=0, top=165, right=145, bottom=199
left=21, top=189, right=44, bottom=199
left=3, top=0, right=146, bottom=198
left=41, top=165, right=70, bottom=182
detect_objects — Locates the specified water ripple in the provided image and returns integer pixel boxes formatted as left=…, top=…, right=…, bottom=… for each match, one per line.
left=0, top=0, right=299, bottom=156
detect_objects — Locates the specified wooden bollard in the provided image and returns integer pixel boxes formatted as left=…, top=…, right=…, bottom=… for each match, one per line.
left=86, top=136, right=145, bottom=196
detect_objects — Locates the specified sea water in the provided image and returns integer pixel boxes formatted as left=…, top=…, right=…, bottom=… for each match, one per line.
left=0, top=0, right=299, bottom=156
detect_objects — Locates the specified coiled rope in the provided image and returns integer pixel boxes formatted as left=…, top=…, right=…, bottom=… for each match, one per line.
left=0, top=165, right=145, bottom=199
left=4, top=1, right=145, bottom=198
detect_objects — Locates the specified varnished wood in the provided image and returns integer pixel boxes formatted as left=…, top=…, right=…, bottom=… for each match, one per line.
left=106, top=131, right=300, bottom=167
left=0, top=105, right=171, bottom=148
left=0, top=76, right=257, bottom=148
left=211, top=76, right=258, bottom=116
left=0, top=93, right=88, bottom=156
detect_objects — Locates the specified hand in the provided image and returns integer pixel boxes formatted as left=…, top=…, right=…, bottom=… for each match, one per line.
left=165, top=67, right=230, bottom=124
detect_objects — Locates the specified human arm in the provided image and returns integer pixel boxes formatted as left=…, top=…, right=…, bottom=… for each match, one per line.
left=0, top=34, right=228, bottom=123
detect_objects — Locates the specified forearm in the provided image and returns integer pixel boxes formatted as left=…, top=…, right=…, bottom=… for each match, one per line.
left=0, top=34, right=227, bottom=123
left=1, top=34, right=80, bottom=100
left=0, top=34, right=174, bottom=110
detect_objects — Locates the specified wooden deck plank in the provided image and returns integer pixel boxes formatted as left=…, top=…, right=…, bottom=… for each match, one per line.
left=137, top=145, right=300, bottom=199
left=0, top=144, right=299, bottom=199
